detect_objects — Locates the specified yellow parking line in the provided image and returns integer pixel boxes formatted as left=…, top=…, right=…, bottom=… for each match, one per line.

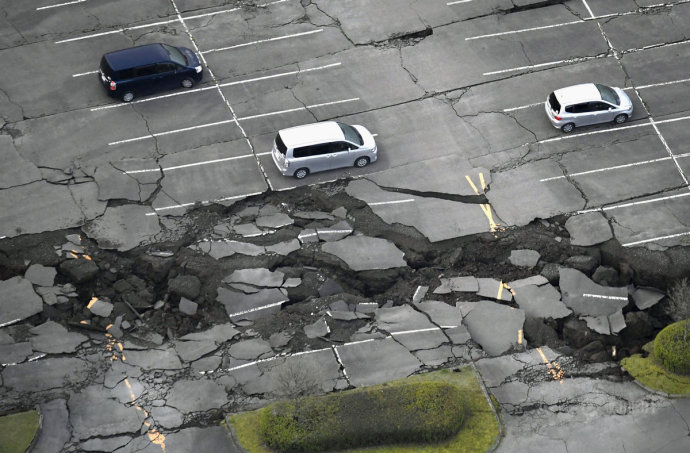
left=536, top=347, right=565, bottom=382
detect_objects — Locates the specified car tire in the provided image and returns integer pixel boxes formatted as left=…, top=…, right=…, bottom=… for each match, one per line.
left=294, top=168, right=309, bottom=179
left=181, top=78, right=194, bottom=88
left=561, top=123, right=575, bottom=133
left=354, top=157, right=370, bottom=168
left=614, top=114, right=628, bottom=124
left=122, top=91, right=135, bottom=103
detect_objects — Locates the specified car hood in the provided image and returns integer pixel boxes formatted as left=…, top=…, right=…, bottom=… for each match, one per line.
left=614, top=87, right=633, bottom=109
left=353, top=125, right=376, bottom=149
left=179, top=47, right=201, bottom=67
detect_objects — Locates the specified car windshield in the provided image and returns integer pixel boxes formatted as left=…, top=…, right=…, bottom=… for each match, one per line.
left=162, top=44, right=187, bottom=66
left=595, top=84, right=620, bottom=106
left=337, top=122, right=363, bottom=146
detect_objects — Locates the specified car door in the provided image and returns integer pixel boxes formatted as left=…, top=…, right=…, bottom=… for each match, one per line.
left=293, top=144, right=327, bottom=173
left=564, top=103, right=590, bottom=126
left=587, top=101, right=615, bottom=125
left=325, top=141, right=352, bottom=170
left=133, top=64, right=159, bottom=95
left=153, top=63, right=178, bottom=90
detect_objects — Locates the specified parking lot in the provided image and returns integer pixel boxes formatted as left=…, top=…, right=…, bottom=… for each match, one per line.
left=2, top=0, right=690, bottom=243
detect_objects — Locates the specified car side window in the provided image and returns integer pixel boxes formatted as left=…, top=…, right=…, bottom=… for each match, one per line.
left=311, top=144, right=331, bottom=156
left=566, top=103, right=589, bottom=114
left=590, top=102, right=611, bottom=111
left=329, top=142, right=351, bottom=153
left=156, top=63, right=175, bottom=74
left=135, top=65, right=157, bottom=77
left=118, top=68, right=136, bottom=80
left=293, top=147, right=310, bottom=158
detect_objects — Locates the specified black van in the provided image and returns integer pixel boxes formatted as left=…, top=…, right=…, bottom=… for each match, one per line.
left=99, top=43, right=203, bottom=102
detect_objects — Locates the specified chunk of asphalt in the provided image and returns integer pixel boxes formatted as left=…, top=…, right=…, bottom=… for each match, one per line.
left=321, top=236, right=406, bottom=271
left=304, top=317, right=330, bottom=339
left=559, top=268, right=628, bottom=317
left=178, top=298, right=198, bottom=316
left=513, top=284, right=571, bottom=320
left=463, top=301, right=526, bottom=356
left=88, top=299, right=114, bottom=318
left=630, top=286, right=665, bottom=310
left=0, top=277, right=44, bottom=326
left=433, top=276, right=479, bottom=294
left=508, top=249, right=541, bottom=268
left=224, top=268, right=285, bottom=288
left=24, top=264, right=57, bottom=287
left=477, top=278, right=513, bottom=302
left=565, top=212, right=613, bottom=246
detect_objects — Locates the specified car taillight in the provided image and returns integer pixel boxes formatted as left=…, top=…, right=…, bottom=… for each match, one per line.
left=109, top=81, right=116, bottom=91
left=555, top=115, right=561, bottom=120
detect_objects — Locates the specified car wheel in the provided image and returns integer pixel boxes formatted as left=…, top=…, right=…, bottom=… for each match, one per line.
left=294, top=168, right=309, bottom=179
left=122, top=91, right=135, bottom=103
left=181, top=78, right=194, bottom=88
left=354, top=157, right=370, bottom=168
left=614, top=114, right=628, bottom=124
left=561, top=123, right=575, bottom=133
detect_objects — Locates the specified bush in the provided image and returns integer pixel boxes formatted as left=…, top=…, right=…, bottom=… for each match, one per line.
left=653, top=320, right=690, bottom=375
left=0, top=410, right=39, bottom=453
left=259, top=381, right=466, bottom=452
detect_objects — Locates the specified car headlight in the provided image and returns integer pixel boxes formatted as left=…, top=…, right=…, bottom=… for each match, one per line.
left=195, top=65, right=202, bottom=73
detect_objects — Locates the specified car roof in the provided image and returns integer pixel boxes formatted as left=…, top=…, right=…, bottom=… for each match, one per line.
left=554, top=83, right=602, bottom=105
left=278, top=121, right=345, bottom=148
left=104, top=44, right=169, bottom=71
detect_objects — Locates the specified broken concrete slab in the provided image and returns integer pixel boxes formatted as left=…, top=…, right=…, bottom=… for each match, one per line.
left=88, top=298, right=113, bottom=317
left=265, top=239, right=300, bottom=255
left=179, top=323, right=239, bottom=343
left=232, top=223, right=263, bottom=237
left=123, top=348, right=183, bottom=370
left=179, top=298, right=198, bottom=316
left=223, top=268, right=285, bottom=288
left=0, top=276, right=43, bottom=327
left=464, top=301, right=525, bottom=356
left=111, top=377, right=145, bottom=404
left=0, top=342, right=32, bottom=365
left=93, top=161, right=159, bottom=202
left=31, top=399, right=71, bottom=453
left=444, top=325, right=472, bottom=345
left=69, top=385, right=146, bottom=439
left=218, top=287, right=288, bottom=321
left=513, top=284, right=571, bottom=320
left=391, top=328, right=447, bottom=351
left=477, top=278, right=513, bottom=302
left=24, top=264, right=57, bottom=287
left=166, top=379, right=228, bottom=413
left=336, top=338, right=422, bottom=387
left=255, top=213, right=293, bottom=229
left=192, top=240, right=265, bottom=259
left=375, top=305, right=436, bottom=333
left=565, top=212, right=613, bottom=246
left=83, top=205, right=161, bottom=252
left=298, top=229, right=319, bottom=244
left=413, top=345, right=454, bottom=367
left=508, top=249, right=540, bottom=268
left=150, top=406, right=184, bottom=429
left=559, top=268, right=628, bottom=317
left=322, top=235, right=406, bottom=271
left=630, top=286, right=666, bottom=310
left=317, top=220, right=353, bottom=242
left=174, top=340, right=218, bottom=362
left=508, top=275, right=549, bottom=289
left=415, top=300, right=463, bottom=327
left=2, top=358, right=88, bottom=393
left=304, top=317, right=330, bottom=339
left=433, top=276, right=479, bottom=294
left=293, top=210, right=335, bottom=220
left=29, top=321, right=88, bottom=354
left=269, top=331, right=292, bottom=349
left=228, top=338, right=274, bottom=361
left=81, top=436, right=132, bottom=452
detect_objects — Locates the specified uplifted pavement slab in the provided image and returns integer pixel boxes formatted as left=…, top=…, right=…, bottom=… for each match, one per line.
left=150, top=406, right=184, bottom=429
left=305, top=317, right=330, bottom=338
left=565, top=212, right=613, bottom=246
left=464, top=301, right=525, bottom=356
left=115, top=426, right=243, bottom=453
left=69, top=385, right=146, bottom=439
left=477, top=278, right=513, bottom=302
left=508, top=249, right=540, bottom=268
left=24, top=264, right=57, bottom=287
left=218, top=287, right=288, bottom=321
left=508, top=275, right=549, bottom=289
left=433, top=276, right=479, bottom=294
left=322, top=235, right=406, bottom=271
left=166, top=379, right=228, bottom=413
left=0, top=276, right=43, bottom=326
left=559, top=268, right=628, bottom=317
left=1, top=357, right=90, bottom=391
left=486, top=160, right=586, bottom=227
left=29, top=320, right=88, bottom=354
left=255, top=213, right=293, bottom=229
left=228, top=338, right=274, bottom=362
left=93, top=160, right=160, bottom=202
left=391, top=328, right=448, bottom=351
left=179, top=323, right=239, bottom=343
left=123, top=347, right=183, bottom=370
left=630, top=286, right=666, bottom=310
left=83, top=204, right=161, bottom=251
left=414, top=345, right=456, bottom=367
left=365, top=156, right=487, bottom=196
left=414, top=300, right=463, bottom=327
left=223, top=268, right=285, bottom=288
left=174, top=340, right=219, bottom=363
left=346, top=179, right=493, bottom=242
left=513, top=284, right=571, bottom=320
left=335, top=337, right=422, bottom=387
left=0, top=342, right=32, bottom=365
left=375, top=305, right=436, bottom=333
left=32, top=399, right=71, bottom=453
left=192, top=239, right=299, bottom=259
left=0, top=181, right=93, bottom=238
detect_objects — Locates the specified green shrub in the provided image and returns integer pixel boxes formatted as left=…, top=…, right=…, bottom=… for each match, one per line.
left=259, top=381, right=466, bottom=452
left=653, top=320, right=690, bottom=375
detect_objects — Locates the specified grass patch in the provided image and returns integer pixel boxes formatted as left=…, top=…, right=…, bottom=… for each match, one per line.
left=621, top=353, right=690, bottom=395
left=0, top=410, right=40, bottom=453
left=227, top=367, right=498, bottom=453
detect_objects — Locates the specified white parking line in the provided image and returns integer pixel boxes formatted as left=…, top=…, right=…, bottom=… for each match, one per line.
left=637, top=76, right=690, bottom=89
left=623, top=231, right=690, bottom=247
left=581, top=0, right=595, bottom=18
left=582, top=294, right=627, bottom=301
left=202, top=29, right=323, bottom=54
left=578, top=192, right=690, bottom=214
left=146, top=191, right=265, bottom=215
left=467, top=20, right=583, bottom=41
left=125, top=154, right=255, bottom=174
left=55, top=0, right=289, bottom=43
left=368, top=199, right=415, bottom=206
left=447, top=0, right=473, bottom=4
left=89, top=62, right=341, bottom=111
left=72, top=70, right=99, bottom=78
left=484, top=55, right=607, bottom=76
left=226, top=300, right=287, bottom=318
left=540, top=153, right=690, bottom=182
left=37, top=0, right=86, bottom=10
left=108, top=119, right=235, bottom=145
left=503, top=102, right=543, bottom=113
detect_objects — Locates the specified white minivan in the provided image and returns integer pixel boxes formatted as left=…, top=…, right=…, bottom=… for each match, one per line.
left=271, top=121, right=377, bottom=179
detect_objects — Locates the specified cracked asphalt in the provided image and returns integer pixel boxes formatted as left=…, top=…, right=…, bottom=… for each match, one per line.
left=1, top=0, right=690, bottom=452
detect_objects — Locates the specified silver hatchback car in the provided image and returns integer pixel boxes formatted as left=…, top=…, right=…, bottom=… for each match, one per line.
left=545, top=83, right=633, bottom=133
left=271, top=121, right=377, bottom=179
